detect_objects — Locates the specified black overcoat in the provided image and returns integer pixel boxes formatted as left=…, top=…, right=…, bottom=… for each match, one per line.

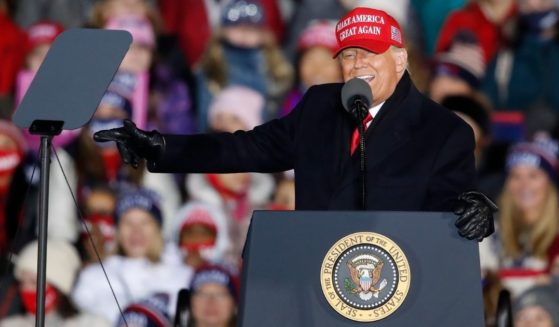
left=148, top=72, right=476, bottom=211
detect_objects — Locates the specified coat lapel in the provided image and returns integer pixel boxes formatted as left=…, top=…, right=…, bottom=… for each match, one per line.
left=323, top=86, right=355, bottom=195
left=329, top=72, right=422, bottom=206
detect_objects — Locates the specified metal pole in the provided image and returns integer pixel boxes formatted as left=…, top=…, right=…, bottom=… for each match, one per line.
left=35, top=135, right=52, bottom=327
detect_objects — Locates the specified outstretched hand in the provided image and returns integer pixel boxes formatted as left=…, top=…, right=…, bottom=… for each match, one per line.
left=93, top=119, right=165, bottom=168
left=453, top=191, right=497, bottom=242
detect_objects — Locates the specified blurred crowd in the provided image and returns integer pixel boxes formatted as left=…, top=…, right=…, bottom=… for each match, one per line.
left=1, top=0, right=559, bottom=326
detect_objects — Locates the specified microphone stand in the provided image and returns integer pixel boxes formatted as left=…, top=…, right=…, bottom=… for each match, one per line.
left=352, top=101, right=368, bottom=211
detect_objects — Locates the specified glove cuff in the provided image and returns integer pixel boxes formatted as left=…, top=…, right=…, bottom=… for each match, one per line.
left=148, top=131, right=166, bottom=161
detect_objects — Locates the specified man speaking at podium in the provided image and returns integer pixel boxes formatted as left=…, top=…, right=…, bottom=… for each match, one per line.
left=94, top=7, right=496, bottom=242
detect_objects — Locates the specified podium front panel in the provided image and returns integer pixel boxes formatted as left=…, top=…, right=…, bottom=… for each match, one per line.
left=239, top=211, right=484, bottom=327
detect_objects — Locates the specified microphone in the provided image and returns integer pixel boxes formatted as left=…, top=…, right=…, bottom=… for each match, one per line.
left=341, top=77, right=373, bottom=121
left=341, top=77, right=373, bottom=211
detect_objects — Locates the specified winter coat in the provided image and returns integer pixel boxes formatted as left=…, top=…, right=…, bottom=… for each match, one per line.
left=149, top=72, right=476, bottom=212
left=482, top=35, right=559, bottom=113
left=0, top=312, right=110, bottom=327
left=71, top=245, right=192, bottom=322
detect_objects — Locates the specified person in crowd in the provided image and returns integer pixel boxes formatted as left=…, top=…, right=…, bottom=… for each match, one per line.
left=0, top=120, right=27, bottom=256
left=436, top=0, right=516, bottom=65
left=185, top=265, right=239, bottom=327
left=72, top=188, right=192, bottom=322
left=14, top=0, right=92, bottom=28
left=480, top=134, right=559, bottom=297
left=482, top=270, right=504, bottom=327
left=0, top=239, right=110, bottom=327
left=410, top=0, right=466, bottom=55
left=156, top=0, right=217, bottom=68
left=441, top=95, right=491, bottom=167
left=85, top=90, right=134, bottom=183
left=440, top=95, right=505, bottom=202
left=115, top=293, right=171, bottom=327
left=105, top=15, right=155, bottom=75
left=0, top=120, right=28, bottom=319
left=186, top=85, right=274, bottom=263
left=0, top=0, right=26, bottom=118
left=269, top=171, right=296, bottom=211
left=429, top=32, right=487, bottom=103
left=79, top=183, right=118, bottom=264
left=513, top=283, right=559, bottom=327
left=482, top=0, right=559, bottom=115
left=90, top=0, right=161, bottom=30
left=101, top=14, right=154, bottom=131
left=148, top=35, right=197, bottom=136
left=157, top=0, right=284, bottom=68
left=100, top=13, right=155, bottom=135
left=204, top=85, right=265, bottom=134
left=105, top=12, right=198, bottom=149
left=22, top=21, right=64, bottom=73
left=282, top=0, right=347, bottom=63
left=281, top=19, right=343, bottom=116
left=169, top=202, right=231, bottom=269
left=196, top=0, right=293, bottom=131
left=95, top=7, right=497, bottom=243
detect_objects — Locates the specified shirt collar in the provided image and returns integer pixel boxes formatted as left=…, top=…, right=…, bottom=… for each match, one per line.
left=369, top=102, right=385, bottom=118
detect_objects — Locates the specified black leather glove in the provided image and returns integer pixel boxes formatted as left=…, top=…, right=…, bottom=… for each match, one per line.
left=453, top=191, right=497, bottom=242
left=93, top=119, right=165, bottom=168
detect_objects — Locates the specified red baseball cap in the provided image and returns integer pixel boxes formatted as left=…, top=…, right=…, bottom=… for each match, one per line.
left=333, top=7, right=404, bottom=58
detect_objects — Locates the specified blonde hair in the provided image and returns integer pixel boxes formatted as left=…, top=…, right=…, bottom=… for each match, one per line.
left=89, top=0, right=163, bottom=32
left=198, top=30, right=293, bottom=97
left=499, top=182, right=559, bottom=259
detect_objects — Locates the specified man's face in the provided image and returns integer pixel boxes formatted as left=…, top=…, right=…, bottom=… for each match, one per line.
left=339, top=47, right=407, bottom=106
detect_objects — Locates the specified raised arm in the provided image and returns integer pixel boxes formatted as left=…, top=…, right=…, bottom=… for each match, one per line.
left=94, top=86, right=310, bottom=174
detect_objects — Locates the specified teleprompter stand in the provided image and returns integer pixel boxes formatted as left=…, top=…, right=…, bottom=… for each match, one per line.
left=13, top=28, right=131, bottom=327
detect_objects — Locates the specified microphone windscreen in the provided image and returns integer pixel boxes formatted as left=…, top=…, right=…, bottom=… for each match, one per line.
left=341, top=78, right=373, bottom=112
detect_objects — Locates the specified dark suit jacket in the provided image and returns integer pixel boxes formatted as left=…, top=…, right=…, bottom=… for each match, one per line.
left=148, top=72, right=476, bottom=211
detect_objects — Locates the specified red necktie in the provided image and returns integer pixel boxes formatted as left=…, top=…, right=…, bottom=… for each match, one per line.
left=350, top=113, right=373, bottom=155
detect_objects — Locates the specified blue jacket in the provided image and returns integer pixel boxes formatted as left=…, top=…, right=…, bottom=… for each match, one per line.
left=482, top=35, right=559, bottom=112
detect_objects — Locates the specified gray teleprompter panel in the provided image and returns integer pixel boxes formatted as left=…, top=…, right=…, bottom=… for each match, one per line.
left=239, top=211, right=484, bottom=327
left=13, top=28, right=131, bottom=130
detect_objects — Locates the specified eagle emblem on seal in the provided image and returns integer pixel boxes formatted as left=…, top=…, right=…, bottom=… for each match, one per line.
left=345, top=254, right=388, bottom=301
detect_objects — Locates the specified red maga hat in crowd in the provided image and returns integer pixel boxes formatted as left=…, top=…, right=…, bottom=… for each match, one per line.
left=26, top=21, right=64, bottom=50
left=333, top=7, right=404, bottom=58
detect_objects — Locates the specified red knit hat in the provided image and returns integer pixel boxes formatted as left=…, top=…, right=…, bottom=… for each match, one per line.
left=179, top=207, right=218, bottom=235
left=298, top=20, right=338, bottom=54
left=26, top=21, right=64, bottom=50
left=333, top=7, right=404, bottom=58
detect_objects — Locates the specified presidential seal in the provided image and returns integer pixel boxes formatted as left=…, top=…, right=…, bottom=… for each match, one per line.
left=320, top=232, right=411, bottom=322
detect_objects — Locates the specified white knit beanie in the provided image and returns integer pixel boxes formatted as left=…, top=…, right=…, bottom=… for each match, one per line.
left=208, top=85, right=264, bottom=131
left=15, top=239, right=82, bottom=295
